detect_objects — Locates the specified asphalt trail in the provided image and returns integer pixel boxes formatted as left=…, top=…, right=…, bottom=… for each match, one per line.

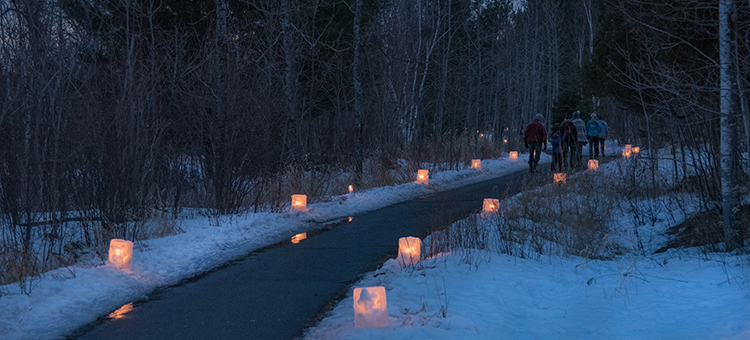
left=69, top=167, right=555, bottom=340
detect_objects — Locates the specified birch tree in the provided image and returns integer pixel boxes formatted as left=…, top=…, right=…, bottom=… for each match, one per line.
left=353, top=0, right=364, bottom=185
left=720, top=0, right=740, bottom=251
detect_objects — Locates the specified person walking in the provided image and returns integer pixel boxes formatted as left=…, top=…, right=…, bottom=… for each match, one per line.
left=549, top=130, right=567, bottom=172
left=560, top=118, right=578, bottom=170
left=524, top=113, right=548, bottom=173
left=587, top=113, right=602, bottom=159
left=571, top=111, right=587, bottom=169
left=598, top=115, right=609, bottom=157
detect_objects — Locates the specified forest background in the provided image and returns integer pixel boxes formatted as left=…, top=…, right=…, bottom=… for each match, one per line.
left=0, top=0, right=748, bottom=292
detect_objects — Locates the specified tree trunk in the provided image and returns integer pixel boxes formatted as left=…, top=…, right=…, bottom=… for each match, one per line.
left=213, top=0, right=228, bottom=212
left=437, top=3, right=451, bottom=140
left=636, top=86, right=656, bottom=188
left=720, top=0, right=740, bottom=251
left=353, top=0, right=364, bottom=186
left=737, top=43, right=750, bottom=176
left=281, top=0, right=297, bottom=166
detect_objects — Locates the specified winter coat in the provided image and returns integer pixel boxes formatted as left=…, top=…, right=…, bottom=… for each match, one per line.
left=598, top=119, right=609, bottom=139
left=561, top=120, right=578, bottom=145
left=586, top=119, right=601, bottom=137
left=524, top=119, right=548, bottom=145
left=550, top=133, right=567, bottom=153
left=572, top=118, right=587, bottom=142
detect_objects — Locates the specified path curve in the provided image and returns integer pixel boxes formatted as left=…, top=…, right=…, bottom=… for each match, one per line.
left=69, top=168, right=552, bottom=340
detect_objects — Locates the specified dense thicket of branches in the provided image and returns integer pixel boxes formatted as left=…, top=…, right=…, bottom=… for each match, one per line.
left=583, top=0, right=750, bottom=250
left=1, top=0, right=747, bottom=289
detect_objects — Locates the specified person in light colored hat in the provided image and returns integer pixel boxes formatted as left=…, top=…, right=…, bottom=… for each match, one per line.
left=571, top=111, right=587, bottom=169
left=523, top=113, right=548, bottom=173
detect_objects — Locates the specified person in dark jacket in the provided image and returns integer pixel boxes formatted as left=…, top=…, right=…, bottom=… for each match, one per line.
left=524, top=113, right=548, bottom=172
left=549, top=130, right=567, bottom=172
left=560, top=119, right=578, bottom=170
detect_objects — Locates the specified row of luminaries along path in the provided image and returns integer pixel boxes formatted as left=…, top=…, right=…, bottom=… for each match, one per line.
left=103, top=144, right=642, bottom=328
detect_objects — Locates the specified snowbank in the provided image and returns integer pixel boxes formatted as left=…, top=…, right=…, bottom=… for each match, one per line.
left=305, top=252, right=750, bottom=340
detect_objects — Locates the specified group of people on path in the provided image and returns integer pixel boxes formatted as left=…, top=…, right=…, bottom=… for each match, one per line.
left=523, top=111, right=609, bottom=173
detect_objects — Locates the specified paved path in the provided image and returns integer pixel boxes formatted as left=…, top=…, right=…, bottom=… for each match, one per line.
left=70, top=167, right=554, bottom=340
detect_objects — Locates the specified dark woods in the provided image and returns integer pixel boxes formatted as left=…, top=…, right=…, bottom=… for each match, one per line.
left=0, top=0, right=748, bottom=290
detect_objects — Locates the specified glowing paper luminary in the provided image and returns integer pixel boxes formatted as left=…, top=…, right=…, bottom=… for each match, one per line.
left=416, top=169, right=429, bottom=184
left=554, top=173, right=567, bottom=184
left=471, top=159, right=482, bottom=169
left=623, top=144, right=632, bottom=158
left=291, top=233, right=307, bottom=244
left=107, top=238, right=133, bottom=270
left=481, top=198, right=500, bottom=218
left=291, top=194, right=307, bottom=212
left=353, top=286, right=388, bottom=328
left=633, top=147, right=640, bottom=154
left=397, top=236, right=421, bottom=266
left=348, top=185, right=354, bottom=194
left=509, top=151, right=518, bottom=160
left=503, top=138, right=508, bottom=144
left=588, top=159, right=599, bottom=171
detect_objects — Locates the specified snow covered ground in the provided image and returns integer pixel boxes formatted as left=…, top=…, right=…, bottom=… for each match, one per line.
left=0, top=151, right=553, bottom=340
left=305, top=252, right=750, bottom=340
left=305, top=151, right=750, bottom=340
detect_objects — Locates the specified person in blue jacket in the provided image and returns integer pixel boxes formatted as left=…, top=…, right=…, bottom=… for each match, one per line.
left=586, top=113, right=602, bottom=160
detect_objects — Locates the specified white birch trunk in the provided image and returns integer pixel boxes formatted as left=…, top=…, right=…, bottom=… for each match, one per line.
left=437, top=4, right=451, bottom=139
left=737, top=41, right=750, bottom=175
left=213, top=0, right=228, bottom=211
left=280, top=0, right=297, bottom=166
left=407, top=2, right=422, bottom=143
left=417, top=15, right=441, bottom=137
left=353, top=0, right=364, bottom=185
left=583, top=0, right=594, bottom=55
left=720, top=0, right=740, bottom=251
